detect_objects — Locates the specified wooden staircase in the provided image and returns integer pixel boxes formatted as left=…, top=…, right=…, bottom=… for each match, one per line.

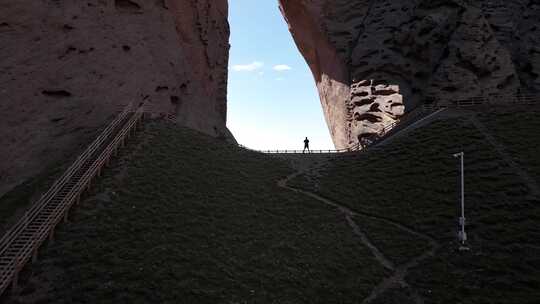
left=0, top=103, right=146, bottom=296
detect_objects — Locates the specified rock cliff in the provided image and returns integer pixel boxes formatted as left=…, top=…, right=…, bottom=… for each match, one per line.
left=279, top=0, right=540, bottom=149
left=0, top=0, right=230, bottom=197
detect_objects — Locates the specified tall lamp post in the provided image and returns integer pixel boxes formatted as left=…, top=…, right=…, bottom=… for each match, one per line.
left=453, top=152, right=467, bottom=247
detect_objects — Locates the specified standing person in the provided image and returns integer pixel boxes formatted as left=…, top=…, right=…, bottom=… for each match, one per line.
left=303, top=137, right=310, bottom=153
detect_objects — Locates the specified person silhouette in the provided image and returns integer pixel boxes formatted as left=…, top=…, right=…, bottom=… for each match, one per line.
left=303, top=137, right=310, bottom=153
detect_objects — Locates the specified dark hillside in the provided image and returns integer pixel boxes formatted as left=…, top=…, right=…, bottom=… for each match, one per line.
left=6, top=122, right=387, bottom=304
left=478, top=107, right=540, bottom=185
left=290, top=114, right=540, bottom=303
left=5, top=110, right=540, bottom=304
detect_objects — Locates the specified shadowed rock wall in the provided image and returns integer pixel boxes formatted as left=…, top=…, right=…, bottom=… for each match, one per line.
left=279, top=0, right=540, bottom=149
left=0, top=0, right=230, bottom=197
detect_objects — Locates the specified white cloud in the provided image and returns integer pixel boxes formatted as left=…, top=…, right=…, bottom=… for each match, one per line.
left=273, top=64, right=292, bottom=72
left=232, top=61, right=264, bottom=72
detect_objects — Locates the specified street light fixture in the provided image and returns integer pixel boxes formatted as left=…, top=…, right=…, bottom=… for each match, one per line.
left=453, top=152, right=468, bottom=247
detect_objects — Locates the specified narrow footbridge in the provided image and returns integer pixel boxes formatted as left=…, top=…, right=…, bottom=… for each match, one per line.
left=0, top=103, right=146, bottom=296
left=256, top=93, right=540, bottom=155
left=255, top=105, right=446, bottom=155
left=252, top=147, right=360, bottom=155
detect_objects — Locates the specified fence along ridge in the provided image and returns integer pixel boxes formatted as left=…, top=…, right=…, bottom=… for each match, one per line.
left=427, top=93, right=539, bottom=106
left=255, top=94, right=539, bottom=154
left=0, top=103, right=146, bottom=296
left=256, top=105, right=434, bottom=154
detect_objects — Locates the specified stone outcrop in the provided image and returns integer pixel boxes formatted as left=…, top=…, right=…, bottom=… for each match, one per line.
left=0, top=0, right=230, bottom=197
left=279, top=0, right=540, bottom=149
left=349, top=80, right=404, bottom=142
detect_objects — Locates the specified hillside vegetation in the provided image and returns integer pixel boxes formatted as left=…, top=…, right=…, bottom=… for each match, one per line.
left=478, top=107, right=540, bottom=184
left=290, top=114, right=540, bottom=303
left=5, top=109, right=540, bottom=304
left=7, top=123, right=387, bottom=304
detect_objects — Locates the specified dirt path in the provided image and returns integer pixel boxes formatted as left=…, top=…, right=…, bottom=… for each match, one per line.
left=469, top=115, right=540, bottom=196
left=278, top=167, right=440, bottom=304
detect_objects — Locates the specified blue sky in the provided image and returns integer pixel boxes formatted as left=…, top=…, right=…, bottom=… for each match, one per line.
left=226, top=0, right=335, bottom=150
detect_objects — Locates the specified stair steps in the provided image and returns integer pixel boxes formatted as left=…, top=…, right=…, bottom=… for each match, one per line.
left=0, top=103, right=146, bottom=297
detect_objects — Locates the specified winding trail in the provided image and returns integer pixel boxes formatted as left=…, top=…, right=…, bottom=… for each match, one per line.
left=468, top=115, right=540, bottom=196
left=278, top=166, right=440, bottom=304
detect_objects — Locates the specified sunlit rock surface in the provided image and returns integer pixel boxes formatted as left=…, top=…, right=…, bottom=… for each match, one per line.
left=0, top=0, right=230, bottom=197
left=279, top=0, right=540, bottom=149
left=349, top=80, right=404, bottom=143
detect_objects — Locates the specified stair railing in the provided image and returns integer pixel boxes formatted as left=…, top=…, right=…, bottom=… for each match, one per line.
left=0, top=103, right=145, bottom=297
left=0, top=103, right=134, bottom=256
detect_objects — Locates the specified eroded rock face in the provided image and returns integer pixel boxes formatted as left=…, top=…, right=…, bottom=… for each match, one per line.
left=0, top=0, right=230, bottom=197
left=348, top=80, right=404, bottom=142
left=279, top=0, right=540, bottom=149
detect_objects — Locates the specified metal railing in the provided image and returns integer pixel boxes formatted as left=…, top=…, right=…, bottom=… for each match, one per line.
left=252, top=105, right=437, bottom=155
left=254, top=94, right=539, bottom=155
left=0, top=103, right=146, bottom=296
left=0, top=105, right=132, bottom=255
left=258, top=147, right=360, bottom=154
left=426, top=94, right=539, bottom=107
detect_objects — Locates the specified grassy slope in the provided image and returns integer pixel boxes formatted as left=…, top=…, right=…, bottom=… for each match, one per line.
left=11, top=123, right=388, bottom=304
left=351, top=214, right=431, bottom=266
left=291, top=116, right=540, bottom=303
left=478, top=107, right=540, bottom=184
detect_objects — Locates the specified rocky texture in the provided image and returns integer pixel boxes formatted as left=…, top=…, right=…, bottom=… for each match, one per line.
left=0, top=0, right=230, bottom=198
left=348, top=81, right=404, bottom=144
left=279, top=0, right=540, bottom=149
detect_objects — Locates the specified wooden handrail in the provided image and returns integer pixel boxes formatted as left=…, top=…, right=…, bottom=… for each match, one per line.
left=0, top=103, right=145, bottom=296
left=0, top=104, right=133, bottom=256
